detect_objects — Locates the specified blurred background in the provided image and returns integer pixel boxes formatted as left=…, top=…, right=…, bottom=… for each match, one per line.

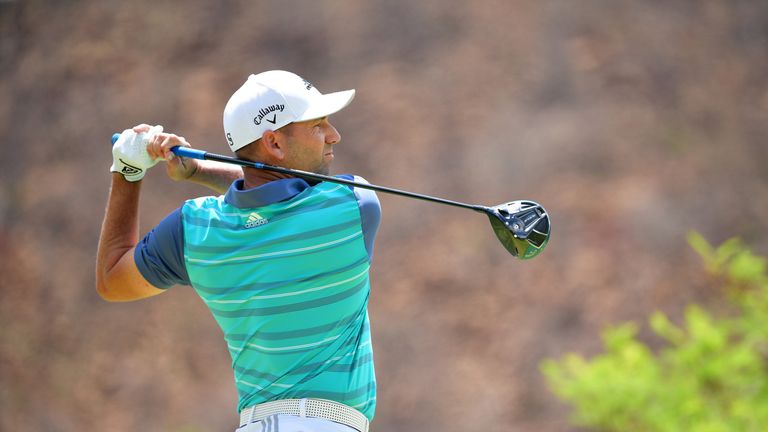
left=1, top=1, right=767, bottom=431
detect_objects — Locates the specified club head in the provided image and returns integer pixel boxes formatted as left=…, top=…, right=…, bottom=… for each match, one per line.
left=487, top=200, right=550, bottom=259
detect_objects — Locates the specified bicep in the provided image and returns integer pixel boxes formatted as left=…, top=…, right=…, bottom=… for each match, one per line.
left=99, top=247, right=166, bottom=302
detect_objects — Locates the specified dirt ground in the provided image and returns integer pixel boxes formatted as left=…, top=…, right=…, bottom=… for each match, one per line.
left=1, top=1, right=767, bottom=431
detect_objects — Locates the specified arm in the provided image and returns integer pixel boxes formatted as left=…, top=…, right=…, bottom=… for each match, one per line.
left=345, top=175, right=382, bottom=260
left=96, top=124, right=238, bottom=300
left=137, top=124, right=243, bottom=194
left=174, top=158, right=243, bottom=195
left=95, top=174, right=165, bottom=301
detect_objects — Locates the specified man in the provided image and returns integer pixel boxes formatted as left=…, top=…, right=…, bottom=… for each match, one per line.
left=96, top=70, right=381, bottom=432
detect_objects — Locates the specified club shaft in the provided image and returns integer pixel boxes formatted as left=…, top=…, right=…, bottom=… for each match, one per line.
left=180, top=147, right=490, bottom=213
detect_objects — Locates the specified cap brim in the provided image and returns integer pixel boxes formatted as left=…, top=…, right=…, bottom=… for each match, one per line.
left=296, top=89, right=355, bottom=122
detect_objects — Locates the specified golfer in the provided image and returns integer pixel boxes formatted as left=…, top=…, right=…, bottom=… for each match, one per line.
left=96, top=70, right=380, bottom=432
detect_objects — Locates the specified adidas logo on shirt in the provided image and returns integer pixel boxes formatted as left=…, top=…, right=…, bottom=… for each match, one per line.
left=244, top=212, right=268, bottom=228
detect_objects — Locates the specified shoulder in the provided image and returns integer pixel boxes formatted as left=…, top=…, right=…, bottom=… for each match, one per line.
left=353, top=176, right=380, bottom=208
left=185, top=194, right=225, bottom=207
left=334, top=175, right=380, bottom=208
left=335, top=175, right=381, bottom=259
left=134, top=207, right=190, bottom=288
left=181, top=194, right=226, bottom=214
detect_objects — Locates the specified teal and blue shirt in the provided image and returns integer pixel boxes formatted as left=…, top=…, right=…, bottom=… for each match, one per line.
left=134, top=176, right=381, bottom=420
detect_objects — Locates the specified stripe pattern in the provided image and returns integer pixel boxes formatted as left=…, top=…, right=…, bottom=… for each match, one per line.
left=182, top=182, right=376, bottom=420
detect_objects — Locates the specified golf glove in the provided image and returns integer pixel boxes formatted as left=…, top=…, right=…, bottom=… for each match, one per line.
left=110, top=125, right=163, bottom=182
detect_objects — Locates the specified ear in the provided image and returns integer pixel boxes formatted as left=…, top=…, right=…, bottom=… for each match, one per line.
left=259, top=130, right=286, bottom=161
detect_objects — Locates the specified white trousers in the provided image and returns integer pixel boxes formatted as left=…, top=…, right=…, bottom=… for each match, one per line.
left=235, top=414, right=359, bottom=432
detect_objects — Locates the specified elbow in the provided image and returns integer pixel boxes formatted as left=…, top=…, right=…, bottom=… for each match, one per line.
left=95, top=250, right=131, bottom=302
left=94, top=249, right=161, bottom=302
left=95, top=272, right=122, bottom=302
left=96, top=279, right=116, bottom=302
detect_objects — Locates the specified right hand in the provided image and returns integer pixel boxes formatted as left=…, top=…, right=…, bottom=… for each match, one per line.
left=132, top=124, right=199, bottom=182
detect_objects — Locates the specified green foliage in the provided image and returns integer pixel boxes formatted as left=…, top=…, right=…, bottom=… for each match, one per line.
left=541, top=232, right=768, bottom=431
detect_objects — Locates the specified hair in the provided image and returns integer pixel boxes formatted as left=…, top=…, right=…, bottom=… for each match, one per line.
left=235, top=123, right=298, bottom=160
left=235, top=141, right=259, bottom=161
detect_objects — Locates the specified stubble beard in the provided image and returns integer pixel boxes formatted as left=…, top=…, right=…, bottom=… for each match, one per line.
left=315, top=164, right=331, bottom=175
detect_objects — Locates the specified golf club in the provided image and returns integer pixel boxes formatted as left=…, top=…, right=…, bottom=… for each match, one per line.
left=112, top=133, right=551, bottom=259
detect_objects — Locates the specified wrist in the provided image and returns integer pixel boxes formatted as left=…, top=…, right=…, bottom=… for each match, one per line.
left=184, top=158, right=201, bottom=181
left=111, top=172, right=143, bottom=187
left=110, top=166, right=145, bottom=182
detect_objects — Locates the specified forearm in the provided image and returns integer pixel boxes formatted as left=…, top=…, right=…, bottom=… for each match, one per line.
left=96, top=174, right=142, bottom=288
left=186, top=159, right=243, bottom=194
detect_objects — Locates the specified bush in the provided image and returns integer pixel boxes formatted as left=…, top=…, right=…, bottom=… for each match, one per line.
left=541, top=232, right=768, bottom=431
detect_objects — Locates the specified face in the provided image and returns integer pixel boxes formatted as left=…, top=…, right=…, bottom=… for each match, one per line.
left=278, top=117, right=341, bottom=175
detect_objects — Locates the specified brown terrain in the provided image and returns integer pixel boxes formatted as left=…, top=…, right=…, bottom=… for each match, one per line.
left=1, top=1, right=767, bottom=431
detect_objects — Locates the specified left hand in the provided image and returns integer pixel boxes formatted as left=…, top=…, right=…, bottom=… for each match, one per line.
left=110, top=125, right=164, bottom=181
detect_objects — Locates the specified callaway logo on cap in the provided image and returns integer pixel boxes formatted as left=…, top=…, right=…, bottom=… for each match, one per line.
left=223, top=70, right=355, bottom=152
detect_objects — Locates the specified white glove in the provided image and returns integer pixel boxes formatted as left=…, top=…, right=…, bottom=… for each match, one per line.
left=110, top=125, right=164, bottom=182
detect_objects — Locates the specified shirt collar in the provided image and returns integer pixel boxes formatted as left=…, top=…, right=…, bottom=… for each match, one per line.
left=224, top=178, right=312, bottom=209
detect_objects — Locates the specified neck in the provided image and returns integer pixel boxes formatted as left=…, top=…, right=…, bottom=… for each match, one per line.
left=242, top=167, right=295, bottom=189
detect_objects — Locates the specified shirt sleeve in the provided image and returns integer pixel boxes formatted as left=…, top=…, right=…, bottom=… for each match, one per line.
left=134, top=208, right=191, bottom=288
left=338, top=175, right=381, bottom=260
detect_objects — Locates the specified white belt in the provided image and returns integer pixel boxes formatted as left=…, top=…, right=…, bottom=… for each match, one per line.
left=239, top=398, right=369, bottom=432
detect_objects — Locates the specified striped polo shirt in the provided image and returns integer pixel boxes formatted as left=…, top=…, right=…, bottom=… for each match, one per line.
left=134, top=176, right=381, bottom=420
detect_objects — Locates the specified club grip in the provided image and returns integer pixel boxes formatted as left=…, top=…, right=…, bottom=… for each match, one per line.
left=172, top=146, right=207, bottom=160
left=111, top=132, right=207, bottom=160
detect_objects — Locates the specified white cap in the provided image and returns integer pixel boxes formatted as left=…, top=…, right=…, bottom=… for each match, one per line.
left=223, top=70, right=355, bottom=152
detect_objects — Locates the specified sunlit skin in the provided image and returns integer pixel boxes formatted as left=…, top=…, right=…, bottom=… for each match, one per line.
left=132, top=117, right=342, bottom=191
left=95, top=117, right=341, bottom=301
left=238, top=116, right=342, bottom=189
left=280, top=117, right=341, bottom=175
left=133, top=123, right=240, bottom=194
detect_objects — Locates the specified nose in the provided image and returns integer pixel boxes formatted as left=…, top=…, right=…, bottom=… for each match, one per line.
left=325, top=122, right=341, bottom=145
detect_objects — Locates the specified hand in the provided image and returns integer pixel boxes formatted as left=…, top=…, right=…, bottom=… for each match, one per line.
left=110, top=125, right=164, bottom=181
left=132, top=124, right=199, bottom=182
